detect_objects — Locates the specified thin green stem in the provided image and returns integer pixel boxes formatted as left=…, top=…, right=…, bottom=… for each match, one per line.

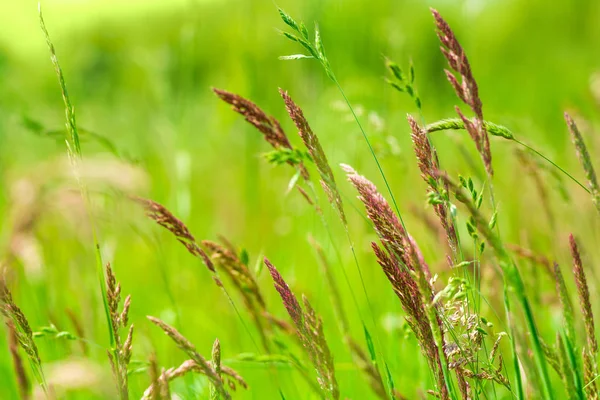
left=333, top=80, right=407, bottom=230
left=504, top=286, right=524, bottom=400
left=513, top=139, right=590, bottom=194
left=39, top=5, right=116, bottom=355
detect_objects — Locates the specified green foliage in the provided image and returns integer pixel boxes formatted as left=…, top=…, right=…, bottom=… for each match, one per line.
left=385, top=58, right=422, bottom=111
left=0, top=1, right=599, bottom=399
left=278, top=8, right=334, bottom=81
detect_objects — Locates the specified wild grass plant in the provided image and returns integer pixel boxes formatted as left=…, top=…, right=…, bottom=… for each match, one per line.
left=1, top=3, right=599, bottom=400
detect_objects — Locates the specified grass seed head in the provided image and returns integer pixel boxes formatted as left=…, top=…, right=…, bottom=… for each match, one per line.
left=137, top=198, right=217, bottom=275
left=569, top=234, right=598, bottom=355
left=213, top=88, right=292, bottom=150
left=264, top=258, right=303, bottom=328
left=408, top=115, right=458, bottom=257
left=5, top=319, right=31, bottom=399
left=342, top=164, right=408, bottom=264
left=0, top=275, right=45, bottom=390
left=553, top=262, right=576, bottom=342
left=265, top=258, right=339, bottom=399
left=431, top=8, right=492, bottom=177
left=280, top=89, right=346, bottom=224
left=146, top=316, right=232, bottom=399
left=565, top=112, right=600, bottom=215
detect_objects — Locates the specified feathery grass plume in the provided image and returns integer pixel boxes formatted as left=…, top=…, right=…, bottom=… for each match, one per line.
left=341, top=165, right=453, bottom=399
left=301, top=295, right=339, bottom=399
left=341, top=165, right=408, bottom=265
left=431, top=9, right=492, bottom=177
left=202, top=238, right=289, bottom=353
left=569, top=234, right=598, bottom=356
left=280, top=89, right=346, bottom=224
left=215, top=87, right=391, bottom=397
left=136, top=198, right=222, bottom=284
left=438, top=171, right=554, bottom=398
left=0, top=276, right=47, bottom=394
left=6, top=319, right=30, bottom=400
left=265, top=259, right=339, bottom=399
left=147, top=317, right=242, bottom=399
left=565, top=113, right=600, bottom=215
left=553, top=263, right=576, bottom=342
left=408, top=115, right=458, bottom=257
left=202, top=239, right=266, bottom=307
left=583, top=348, right=599, bottom=400
left=310, top=238, right=389, bottom=399
left=372, top=238, right=451, bottom=399
left=203, top=238, right=266, bottom=308
left=277, top=15, right=407, bottom=387
left=213, top=88, right=310, bottom=181
left=105, top=263, right=134, bottom=400
left=139, top=200, right=286, bottom=390
left=341, top=165, right=432, bottom=281
left=279, top=89, right=393, bottom=396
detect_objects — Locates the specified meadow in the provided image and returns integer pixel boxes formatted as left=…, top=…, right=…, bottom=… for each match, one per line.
left=1, top=0, right=600, bottom=398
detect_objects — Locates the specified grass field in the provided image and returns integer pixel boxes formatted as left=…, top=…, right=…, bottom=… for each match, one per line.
left=1, top=0, right=600, bottom=399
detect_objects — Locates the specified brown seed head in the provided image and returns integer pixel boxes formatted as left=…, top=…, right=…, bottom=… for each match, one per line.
left=431, top=8, right=492, bottom=177
left=213, top=88, right=292, bottom=149
left=569, top=234, right=598, bottom=355
left=264, top=258, right=303, bottom=328
left=280, top=88, right=345, bottom=223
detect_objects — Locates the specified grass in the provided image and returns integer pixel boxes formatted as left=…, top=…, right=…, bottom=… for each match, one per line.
left=1, top=1, right=600, bottom=399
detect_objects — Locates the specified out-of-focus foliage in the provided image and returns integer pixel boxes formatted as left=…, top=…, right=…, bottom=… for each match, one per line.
left=0, top=0, right=599, bottom=398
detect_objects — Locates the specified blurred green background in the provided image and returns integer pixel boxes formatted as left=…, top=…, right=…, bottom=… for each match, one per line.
left=0, top=0, right=599, bottom=398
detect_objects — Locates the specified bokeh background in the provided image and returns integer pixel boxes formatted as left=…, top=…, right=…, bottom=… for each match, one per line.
left=0, top=0, right=599, bottom=398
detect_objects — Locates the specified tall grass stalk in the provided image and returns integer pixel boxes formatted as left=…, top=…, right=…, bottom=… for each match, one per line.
left=277, top=7, right=406, bottom=224
left=276, top=37, right=399, bottom=392
left=215, top=87, right=393, bottom=396
left=38, top=4, right=120, bottom=394
left=565, top=113, right=600, bottom=215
